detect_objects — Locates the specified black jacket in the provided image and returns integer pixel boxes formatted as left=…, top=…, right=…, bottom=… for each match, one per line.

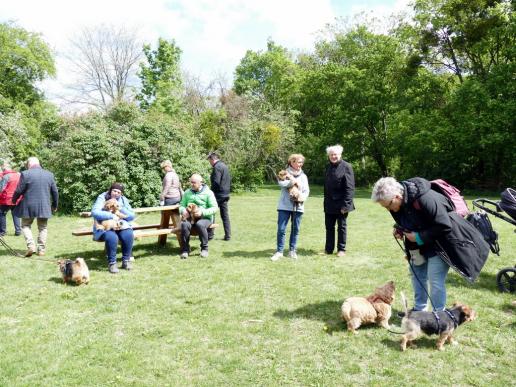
left=12, top=166, right=59, bottom=218
left=392, top=177, right=489, bottom=282
left=210, top=160, right=231, bottom=200
left=323, top=160, right=355, bottom=214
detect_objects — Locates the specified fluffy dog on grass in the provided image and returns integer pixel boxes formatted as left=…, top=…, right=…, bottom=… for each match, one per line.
left=57, top=258, right=90, bottom=285
left=95, top=199, right=128, bottom=231
left=341, top=281, right=396, bottom=334
left=399, top=292, right=477, bottom=351
left=277, top=170, right=305, bottom=203
left=182, top=203, right=202, bottom=224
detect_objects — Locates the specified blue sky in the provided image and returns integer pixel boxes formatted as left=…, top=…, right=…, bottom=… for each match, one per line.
left=1, top=0, right=410, bottom=110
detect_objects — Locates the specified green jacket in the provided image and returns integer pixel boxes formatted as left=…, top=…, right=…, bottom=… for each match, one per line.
left=179, top=184, right=218, bottom=222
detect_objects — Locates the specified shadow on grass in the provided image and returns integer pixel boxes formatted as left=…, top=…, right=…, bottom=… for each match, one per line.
left=273, top=299, right=347, bottom=334
left=50, top=244, right=180, bottom=271
left=447, top=270, right=501, bottom=293
left=222, top=248, right=320, bottom=259
left=381, top=336, right=438, bottom=351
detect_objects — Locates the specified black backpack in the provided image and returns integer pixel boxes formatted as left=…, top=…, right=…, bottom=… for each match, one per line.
left=466, top=211, right=500, bottom=255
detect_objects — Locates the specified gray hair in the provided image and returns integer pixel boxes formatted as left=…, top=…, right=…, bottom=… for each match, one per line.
left=27, top=157, right=40, bottom=168
left=371, top=177, right=404, bottom=202
left=326, top=144, right=343, bottom=156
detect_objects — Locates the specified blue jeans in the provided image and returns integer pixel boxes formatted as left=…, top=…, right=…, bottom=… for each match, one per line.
left=410, top=255, right=450, bottom=311
left=276, top=210, right=303, bottom=253
left=99, top=229, right=134, bottom=265
left=0, top=205, right=21, bottom=235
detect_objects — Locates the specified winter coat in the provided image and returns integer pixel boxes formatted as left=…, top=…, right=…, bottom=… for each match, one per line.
left=0, top=169, right=21, bottom=205
left=179, top=184, right=218, bottom=222
left=12, top=166, right=58, bottom=218
left=277, top=167, right=309, bottom=213
left=160, top=170, right=182, bottom=200
left=324, top=160, right=355, bottom=214
left=392, top=177, right=489, bottom=282
left=91, top=192, right=136, bottom=241
left=210, top=160, right=231, bottom=200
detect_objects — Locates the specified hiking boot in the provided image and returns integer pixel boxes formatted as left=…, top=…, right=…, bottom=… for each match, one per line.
left=121, top=260, right=132, bottom=270
left=25, top=248, right=36, bottom=257
left=14, top=232, right=21, bottom=236
left=37, top=251, right=46, bottom=257
left=223, top=236, right=231, bottom=241
left=200, top=250, right=209, bottom=258
left=108, top=263, right=119, bottom=274
left=336, top=251, right=346, bottom=257
left=289, top=251, right=298, bottom=260
left=180, top=252, right=189, bottom=259
left=270, top=252, right=283, bottom=261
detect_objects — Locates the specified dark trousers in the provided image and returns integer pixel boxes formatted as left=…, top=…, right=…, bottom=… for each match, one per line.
left=325, top=212, right=349, bottom=253
left=217, top=197, right=231, bottom=238
left=99, top=228, right=134, bottom=265
left=0, top=205, right=21, bottom=235
left=181, top=219, right=212, bottom=253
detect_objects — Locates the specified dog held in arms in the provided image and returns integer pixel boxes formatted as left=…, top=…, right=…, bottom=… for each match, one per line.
left=57, top=258, right=90, bottom=285
left=341, top=281, right=396, bottom=334
left=399, top=292, right=477, bottom=351
left=277, top=170, right=305, bottom=203
left=95, top=198, right=129, bottom=231
left=182, top=203, right=202, bottom=224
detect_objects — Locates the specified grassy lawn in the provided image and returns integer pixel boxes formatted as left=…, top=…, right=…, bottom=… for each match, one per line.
left=0, top=185, right=514, bottom=386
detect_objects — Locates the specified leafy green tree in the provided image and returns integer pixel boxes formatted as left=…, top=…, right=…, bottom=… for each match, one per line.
left=406, top=0, right=514, bottom=82
left=137, top=38, right=184, bottom=116
left=234, top=39, right=300, bottom=109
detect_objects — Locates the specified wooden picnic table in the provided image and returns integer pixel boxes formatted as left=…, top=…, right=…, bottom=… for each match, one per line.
left=73, top=204, right=182, bottom=247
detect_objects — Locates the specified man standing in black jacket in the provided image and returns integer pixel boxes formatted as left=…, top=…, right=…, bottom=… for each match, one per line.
left=207, top=152, right=231, bottom=241
left=324, top=145, right=355, bottom=256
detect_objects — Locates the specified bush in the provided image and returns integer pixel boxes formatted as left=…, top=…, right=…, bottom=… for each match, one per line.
left=45, top=103, right=209, bottom=213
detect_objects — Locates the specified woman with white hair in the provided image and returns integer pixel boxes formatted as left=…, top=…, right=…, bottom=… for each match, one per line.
left=371, top=176, right=489, bottom=312
left=323, top=145, right=355, bottom=257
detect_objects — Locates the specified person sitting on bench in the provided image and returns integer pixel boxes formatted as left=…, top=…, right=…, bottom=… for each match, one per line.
left=91, top=182, right=135, bottom=274
left=179, top=174, right=218, bottom=259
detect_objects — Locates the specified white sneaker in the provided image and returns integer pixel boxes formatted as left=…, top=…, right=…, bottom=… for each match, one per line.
left=289, top=251, right=298, bottom=260
left=200, top=250, right=209, bottom=258
left=270, top=252, right=283, bottom=261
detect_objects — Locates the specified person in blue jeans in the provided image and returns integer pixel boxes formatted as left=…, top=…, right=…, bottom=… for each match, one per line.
left=271, top=154, right=310, bottom=261
left=91, top=183, right=135, bottom=274
left=371, top=177, right=451, bottom=311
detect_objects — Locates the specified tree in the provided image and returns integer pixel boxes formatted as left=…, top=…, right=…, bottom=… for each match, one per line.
left=0, top=21, right=55, bottom=110
left=234, top=39, right=300, bottom=109
left=137, top=38, right=183, bottom=116
left=67, top=25, right=142, bottom=110
left=405, top=0, right=514, bottom=82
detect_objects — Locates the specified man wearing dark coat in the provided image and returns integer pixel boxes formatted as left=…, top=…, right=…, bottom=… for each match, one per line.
left=12, top=157, right=58, bottom=257
left=324, top=145, right=355, bottom=256
left=207, top=152, right=231, bottom=241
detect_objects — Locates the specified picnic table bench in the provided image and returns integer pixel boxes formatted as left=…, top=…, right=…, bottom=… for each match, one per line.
left=72, top=204, right=217, bottom=250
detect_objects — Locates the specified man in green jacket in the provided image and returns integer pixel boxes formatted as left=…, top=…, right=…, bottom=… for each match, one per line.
left=179, top=173, right=218, bottom=259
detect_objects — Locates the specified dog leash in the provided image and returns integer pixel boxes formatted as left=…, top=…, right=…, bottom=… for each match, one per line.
left=0, top=236, right=56, bottom=263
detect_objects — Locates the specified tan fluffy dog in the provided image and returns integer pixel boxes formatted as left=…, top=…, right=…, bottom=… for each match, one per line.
left=183, top=203, right=202, bottom=224
left=95, top=199, right=127, bottom=231
left=341, top=281, right=396, bottom=334
left=57, top=258, right=90, bottom=285
left=277, top=170, right=304, bottom=203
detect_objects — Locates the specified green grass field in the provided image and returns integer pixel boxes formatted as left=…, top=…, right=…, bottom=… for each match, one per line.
left=0, top=186, right=514, bottom=386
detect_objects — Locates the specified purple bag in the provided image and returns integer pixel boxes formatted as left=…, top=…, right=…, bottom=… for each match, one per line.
left=430, top=179, right=470, bottom=217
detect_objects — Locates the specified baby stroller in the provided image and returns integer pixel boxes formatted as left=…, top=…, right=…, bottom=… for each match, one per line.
left=472, top=188, right=516, bottom=293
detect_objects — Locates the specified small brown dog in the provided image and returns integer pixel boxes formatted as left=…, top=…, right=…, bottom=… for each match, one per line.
left=183, top=203, right=202, bottom=224
left=341, top=281, right=396, bottom=334
left=57, top=257, right=90, bottom=285
left=399, top=292, right=477, bottom=351
left=96, top=199, right=127, bottom=231
left=277, top=170, right=304, bottom=203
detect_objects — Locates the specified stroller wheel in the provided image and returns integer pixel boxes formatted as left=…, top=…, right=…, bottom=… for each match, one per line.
left=496, top=267, right=516, bottom=293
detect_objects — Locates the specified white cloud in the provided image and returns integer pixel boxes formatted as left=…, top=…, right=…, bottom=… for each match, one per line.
left=1, top=0, right=410, bottom=111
